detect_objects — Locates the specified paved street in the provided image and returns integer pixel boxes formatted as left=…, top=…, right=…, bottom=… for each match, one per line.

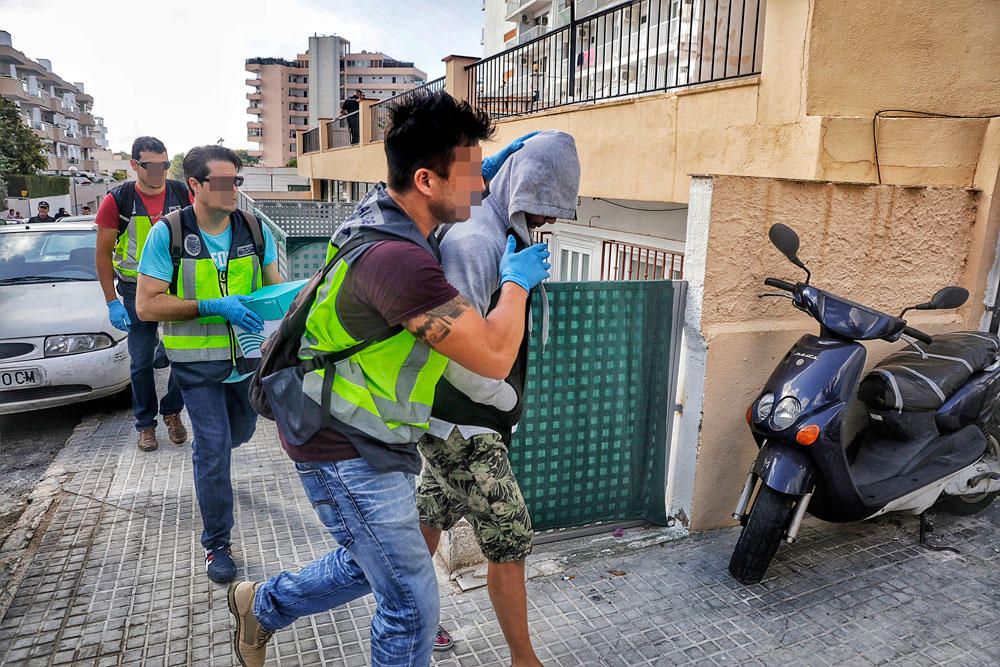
left=0, top=371, right=998, bottom=666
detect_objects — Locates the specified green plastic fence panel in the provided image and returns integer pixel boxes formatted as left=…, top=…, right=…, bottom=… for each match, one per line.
left=510, top=280, right=682, bottom=532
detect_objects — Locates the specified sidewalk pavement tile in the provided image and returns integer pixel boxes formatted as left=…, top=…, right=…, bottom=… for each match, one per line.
left=0, top=375, right=998, bottom=665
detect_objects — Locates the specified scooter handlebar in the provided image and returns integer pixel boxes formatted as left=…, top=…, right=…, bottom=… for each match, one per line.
left=764, top=277, right=796, bottom=292
left=903, top=326, right=933, bottom=344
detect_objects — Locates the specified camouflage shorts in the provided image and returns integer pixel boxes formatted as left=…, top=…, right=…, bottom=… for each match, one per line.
left=416, top=429, right=533, bottom=563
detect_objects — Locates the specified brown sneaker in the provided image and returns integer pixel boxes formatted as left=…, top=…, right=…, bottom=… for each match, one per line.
left=137, top=428, right=158, bottom=452
left=163, top=413, right=188, bottom=445
left=228, top=582, right=272, bottom=667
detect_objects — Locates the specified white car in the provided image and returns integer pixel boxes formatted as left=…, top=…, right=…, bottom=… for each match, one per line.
left=0, top=219, right=131, bottom=414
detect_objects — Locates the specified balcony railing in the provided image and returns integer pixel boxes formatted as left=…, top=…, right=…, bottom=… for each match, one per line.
left=468, top=0, right=765, bottom=118
left=326, top=112, right=359, bottom=149
left=302, top=127, right=320, bottom=154
left=369, top=76, right=446, bottom=142
left=600, top=239, right=684, bottom=280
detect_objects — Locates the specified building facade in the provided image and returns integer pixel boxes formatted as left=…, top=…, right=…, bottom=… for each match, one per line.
left=247, top=36, right=427, bottom=168
left=246, top=55, right=310, bottom=168
left=0, top=30, right=109, bottom=175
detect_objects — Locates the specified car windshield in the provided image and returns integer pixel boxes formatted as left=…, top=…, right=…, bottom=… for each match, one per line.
left=0, top=230, right=98, bottom=283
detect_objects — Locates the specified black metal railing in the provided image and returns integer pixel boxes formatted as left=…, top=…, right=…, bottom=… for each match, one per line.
left=369, top=76, right=446, bottom=142
left=468, top=0, right=765, bottom=118
left=327, top=111, right=360, bottom=149
left=302, top=127, right=320, bottom=154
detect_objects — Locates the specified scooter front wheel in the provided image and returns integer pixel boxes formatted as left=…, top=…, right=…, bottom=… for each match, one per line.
left=728, top=486, right=796, bottom=585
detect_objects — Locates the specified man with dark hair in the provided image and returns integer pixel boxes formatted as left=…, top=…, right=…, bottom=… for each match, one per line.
left=227, top=91, right=549, bottom=666
left=95, top=136, right=189, bottom=452
left=27, top=201, right=54, bottom=223
left=136, top=144, right=282, bottom=583
left=81, top=205, right=92, bottom=215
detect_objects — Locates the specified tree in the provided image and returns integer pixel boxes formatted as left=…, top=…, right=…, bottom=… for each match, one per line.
left=112, top=169, right=128, bottom=182
left=0, top=96, right=47, bottom=174
left=285, top=157, right=297, bottom=168
left=168, top=152, right=185, bottom=181
left=234, top=149, right=261, bottom=166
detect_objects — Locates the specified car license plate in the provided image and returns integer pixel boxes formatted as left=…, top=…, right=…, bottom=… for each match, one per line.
left=0, top=368, right=42, bottom=390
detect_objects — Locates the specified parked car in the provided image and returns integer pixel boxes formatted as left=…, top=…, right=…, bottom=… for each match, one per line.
left=0, top=218, right=131, bottom=414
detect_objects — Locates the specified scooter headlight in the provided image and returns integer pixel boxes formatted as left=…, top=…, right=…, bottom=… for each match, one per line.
left=772, top=397, right=802, bottom=430
left=755, top=393, right=775, bottom=422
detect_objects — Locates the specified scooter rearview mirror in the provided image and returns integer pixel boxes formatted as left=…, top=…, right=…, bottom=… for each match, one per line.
left=927, top=286, right=969, bottom=310
left=768, top=224, right=811, bottom=283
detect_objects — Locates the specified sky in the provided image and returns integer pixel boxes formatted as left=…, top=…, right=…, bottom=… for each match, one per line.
left=0, top=0, right=484, bottom=155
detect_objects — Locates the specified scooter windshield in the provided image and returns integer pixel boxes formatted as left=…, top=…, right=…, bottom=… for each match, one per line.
left=797, top=287, right=906, bottom=341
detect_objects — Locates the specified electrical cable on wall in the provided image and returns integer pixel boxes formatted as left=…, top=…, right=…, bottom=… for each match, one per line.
left=872, top=109, right=1000, bottom=185
left=594, top=197, right=685, bottom=212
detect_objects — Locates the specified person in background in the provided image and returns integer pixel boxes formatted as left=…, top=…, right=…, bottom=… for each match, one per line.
left=81, top=205, right=92, bottom=215
left=27, top=202, right=55, bottom=224
left=135, top=145, right=281, bottom=584
left=95, top=136, right=190, bottom=453
left=54, top=207, right=70, bottom=219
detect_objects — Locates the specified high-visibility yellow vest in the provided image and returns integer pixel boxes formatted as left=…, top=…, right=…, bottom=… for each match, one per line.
left=161, top=209, right=263, bottom=365
left=111, top=180, right=188, bottom=282
left=298, top=240, right=449, bottom=444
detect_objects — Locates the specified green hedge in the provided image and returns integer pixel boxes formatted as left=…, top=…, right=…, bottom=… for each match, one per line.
left=3, top=174, right=69, bottom=198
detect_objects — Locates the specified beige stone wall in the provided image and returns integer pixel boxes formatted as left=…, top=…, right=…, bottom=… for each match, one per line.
left=688, top=175, right=982, bottom=530
left=807, top=0, right=1000, bottom=118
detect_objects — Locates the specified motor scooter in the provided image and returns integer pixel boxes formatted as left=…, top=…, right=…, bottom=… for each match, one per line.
left=729, top=224, right=1000, bottom=584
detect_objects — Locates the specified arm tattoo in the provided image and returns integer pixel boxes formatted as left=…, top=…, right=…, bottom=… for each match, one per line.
left=409, top=295, right=472, bottom=345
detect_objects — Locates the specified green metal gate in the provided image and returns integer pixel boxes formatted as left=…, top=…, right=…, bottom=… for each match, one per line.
left=510, top=280, right=686, bottom=534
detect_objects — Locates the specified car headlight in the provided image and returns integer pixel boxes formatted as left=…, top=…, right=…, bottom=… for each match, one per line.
left=772, top=397, right=802, bottom=430
left=44, top=334, right=114, bottom=357
left=755, top=393, right=775, bottom=422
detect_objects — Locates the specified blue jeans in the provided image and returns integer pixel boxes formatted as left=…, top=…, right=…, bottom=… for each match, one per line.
left=179, top=378, right=258, bottom=550
left=118, top=282, right=183, bottom=431
left=255, top=458, right=439, bottom=667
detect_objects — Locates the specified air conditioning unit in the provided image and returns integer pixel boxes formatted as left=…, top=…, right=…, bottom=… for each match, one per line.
left=521, top=13, right=530, bottom=23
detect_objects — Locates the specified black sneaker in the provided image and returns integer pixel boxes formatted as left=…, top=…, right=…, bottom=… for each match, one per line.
left=206, top=544, right=237, bottom=583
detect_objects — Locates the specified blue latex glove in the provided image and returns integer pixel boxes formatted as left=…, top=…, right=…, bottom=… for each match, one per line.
left=107, top=299, right=131, bottom=332
left=198, top=295, right=264, bottom=334
left=481, top=131, right=540, bottom=181
left=499, top=236, right=550, bottom=292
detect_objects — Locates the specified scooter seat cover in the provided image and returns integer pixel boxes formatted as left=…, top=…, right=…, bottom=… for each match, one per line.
left=858, top=332, right=1000, bottom=411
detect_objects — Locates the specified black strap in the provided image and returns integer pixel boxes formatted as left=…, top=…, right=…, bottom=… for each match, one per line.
left=240, top=209, right=267, bottom=264
left=163, top=210, right=184, bottom=294
left=112, top=181, right=135, bottom=234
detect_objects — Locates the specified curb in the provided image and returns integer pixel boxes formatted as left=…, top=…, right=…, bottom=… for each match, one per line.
left=0, top=413, right=107, bottom=622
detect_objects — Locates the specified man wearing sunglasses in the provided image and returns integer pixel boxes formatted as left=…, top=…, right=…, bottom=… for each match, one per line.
left=135, top=145, right=281, bottom=583
left=96, top=136, right=191, bottom=453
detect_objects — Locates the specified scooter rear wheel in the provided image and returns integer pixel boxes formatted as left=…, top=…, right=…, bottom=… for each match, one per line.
left=728, top=486, right=796, bottom=585
left=935, top=491, right=998, bottom=516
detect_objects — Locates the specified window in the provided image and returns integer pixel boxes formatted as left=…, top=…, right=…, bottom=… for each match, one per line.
left=287, top=184, right=310, bottom=192
left=552, top=236, right=596, bottom=282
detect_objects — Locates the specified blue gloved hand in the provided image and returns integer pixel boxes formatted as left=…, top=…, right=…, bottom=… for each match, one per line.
left=107, top=299, right=131, bottom=332
left=499, top=236, right=550, bottom=292
left=481, top=131, right=540, bottom=181
left=198, top=295, right=264, bottom=334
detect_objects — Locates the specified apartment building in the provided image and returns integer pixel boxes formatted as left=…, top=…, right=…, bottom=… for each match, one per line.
left=247, top=36, right=426, bottom=168
left=343, top=51, right=427, bottom=100
left=246, top=54, right=310, bottom=168
left=0, top=30, right=109, bottom=175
